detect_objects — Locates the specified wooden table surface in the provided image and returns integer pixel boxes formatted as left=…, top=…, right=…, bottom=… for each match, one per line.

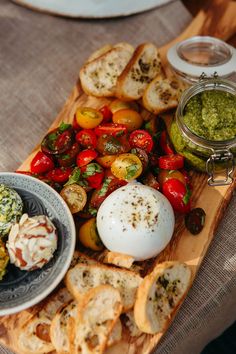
left=183, top=0, right=236, bottom=45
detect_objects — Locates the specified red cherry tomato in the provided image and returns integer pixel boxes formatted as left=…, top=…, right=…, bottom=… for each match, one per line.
left=41, top=124, right=74, bottom=155
left=99, top=105, right=113, bottom=123
left=81, top=163, right=104, bottom=189
left=162, top=178, right=191, bottom=213
left=141, top=172, right=160, bottom=190
left=46, top=167, right=73, bottom=184
left=90, top=177, right=127, bottom=209
left=158, top=154, right=184, bottom=170
left=94, top=123, right=128, bottom=137
left=96, top=134, right=130, bottom=156
left=30, top=151, right=55, bottom=174
left=57, top=142, right=80, bottom=167
left=76, top=149, right=98, bottom=167
left=76, top=129, right=97, bottom=149
left=160, top=131, right=174, bottom=155
left=129, top=130, right=153, bottom=153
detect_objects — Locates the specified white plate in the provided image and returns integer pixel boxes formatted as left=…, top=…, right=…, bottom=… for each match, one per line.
left=13, top=0, right=173, bottom=18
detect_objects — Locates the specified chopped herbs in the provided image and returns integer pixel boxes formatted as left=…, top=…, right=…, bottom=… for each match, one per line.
left=64, top=167, right=81, bottom=186
left=125, top=164, right=139, bottom=180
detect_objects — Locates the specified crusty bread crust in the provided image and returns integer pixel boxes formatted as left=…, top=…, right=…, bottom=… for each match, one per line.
left=142, top=75, right=183, bottom=114
left=134, top=261, right=192, bottom=334
left=69, top=285, right=122, bottom=354
left=79, top=47, right=133, bottom=97
left=103, top=251, right=135, bottom=269
left=116, top=42, right=162, bottom=101
left=65, top=263, right=142, bottom=312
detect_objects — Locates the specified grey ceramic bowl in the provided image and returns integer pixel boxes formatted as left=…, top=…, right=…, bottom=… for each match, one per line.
left=0, top=172, right=76, bottom=316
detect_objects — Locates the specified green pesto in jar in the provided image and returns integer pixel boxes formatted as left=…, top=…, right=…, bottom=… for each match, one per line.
left=183, top=90, right=236, bottom=141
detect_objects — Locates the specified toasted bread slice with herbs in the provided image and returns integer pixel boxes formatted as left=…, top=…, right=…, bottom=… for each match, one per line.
left=142, top=75, right=183, bottom=114
left=70, top=250, right=98, bottom=269
left=69, top=285, right=122, bottom=354
left=87, top=42, right=134, bottom=63
left=134, top=261, right=192, bottom=334
left=17, top=287, right=72, bottom=354
left=50, top=300, right=78, bottom=354
left=65, top=263, right=142, bottom=312
left=80, top=46, right=133, bottom=97
left=116, top=43, right=162, bottom=101
left=103, top=251, right=135, bottom=269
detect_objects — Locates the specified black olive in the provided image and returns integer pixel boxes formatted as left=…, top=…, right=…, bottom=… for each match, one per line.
left=185, top=208, right=206, bottom=235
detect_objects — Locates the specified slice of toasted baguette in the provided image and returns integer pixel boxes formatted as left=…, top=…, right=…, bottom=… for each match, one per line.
left=87, top=42, right=134, bottom=63
left=134, top=261, right=192, bottom=334
left=116, top=43, right=162, bottom=101
left=70, top=285, right=122, bottom=354
left=17, top=287, right=72, bottom=354
left=50, top=300, right=78, bottom=354
left=65, top=263, right=142, bottom=312
left=70, top=250, right=99, bottom=269
left=142, top=75, right=183, bottom=114
left=80, top=46, right=133, bottom=97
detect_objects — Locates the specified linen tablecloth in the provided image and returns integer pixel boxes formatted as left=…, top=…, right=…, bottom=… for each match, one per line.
left=0, top=0, right=236, bottom=353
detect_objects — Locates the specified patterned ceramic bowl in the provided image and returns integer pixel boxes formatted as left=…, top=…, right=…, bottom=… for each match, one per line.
left=0, top=172, right=76, bottom=316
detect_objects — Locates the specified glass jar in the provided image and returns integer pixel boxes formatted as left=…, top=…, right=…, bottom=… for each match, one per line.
left=167, top=36, right=236, bottom=186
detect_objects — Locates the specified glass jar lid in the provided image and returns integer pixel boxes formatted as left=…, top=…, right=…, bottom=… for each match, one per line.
left=167, top=36, right=236, bottom=82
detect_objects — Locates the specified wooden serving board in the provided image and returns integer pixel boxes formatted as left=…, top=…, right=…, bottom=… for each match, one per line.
left=1, top=1, right=236, bottom=353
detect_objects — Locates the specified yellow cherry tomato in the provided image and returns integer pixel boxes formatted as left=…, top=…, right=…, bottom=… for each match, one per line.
left=109, top=99, right=139, bottom=114
left=76, top=107, right=103, bottom=129
left=78, top=218, right=104, bottom=251
left=60, top=184, right=87, bottom=214
left=158, top=170, right=186, bottom=187
left=112, top=109, right=143, bottom=132
left=96, top=155, right=117, bottom=168
left=111, top=153, right=143, bottom=181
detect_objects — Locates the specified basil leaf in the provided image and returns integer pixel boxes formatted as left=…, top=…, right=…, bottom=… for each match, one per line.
left=183, top=185, right=192, bottom=205
left=64, top=167, right=80, bottom=186
left=98, top=177, right=112, bottom=197
left=59, top=121, right=72, bottom=132
left=125, top=164, right=139, bottom=180
left=82, top=163, right=102, bottom=178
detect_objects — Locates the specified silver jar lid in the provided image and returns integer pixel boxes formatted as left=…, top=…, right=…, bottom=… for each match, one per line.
left=167, top=36, right=236, bottom=82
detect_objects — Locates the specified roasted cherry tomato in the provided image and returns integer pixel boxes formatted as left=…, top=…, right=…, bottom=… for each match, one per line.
left=109, top=99, right=139, bottom=114
left=90, top=176, right=127, bottom=209
left=158, top=169, right=186, bottom=187
left=112, top=109, right=143, bottom=132
left=78, top=217, right=104, bottom=251
left=46, top=167, right=73, bottom=184
left=81, top=163, right=104, bottom=189
left=160, top=130, right=174, bottom=155
left=111, top=153, right=142, bottom=181
left=96, top=134, right=130, bottom=156
left=99, top=105, right=112, bottom=123
left=30, top=151, right=55, bottom=174
left=41, top=123, right=74, bottom=155
left=75, top=129, right=97, bottom=149
left=96, top=154, right=117, bottom=168
left=57, top=142, right=80, bottom=167
left=76, top=107, right=103, bottom=129
left=162, top=178, right=191, bottom=213
left=129, top=130, right=153, bottom=153
left=130, top=148, right=149, bottom=173
left=60, top=184, right=87, bottom=214
left=158, top=154, right=184, bottom=170
left=94, top=123, right=128, bottom=137
left=185, top=208, right=206, bottom=235
left=141, top=172, right=160, bottom=190
left=76, top=149, right=98, bottom=167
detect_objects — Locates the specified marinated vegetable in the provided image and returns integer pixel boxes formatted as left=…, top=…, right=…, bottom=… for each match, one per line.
left=78, top=217, right=104, bottom=251
left=0, top=184, right=23, bottom=237
left=60, top=184, right=87, bottom=214
left=185, top=208, right=206, bottom=235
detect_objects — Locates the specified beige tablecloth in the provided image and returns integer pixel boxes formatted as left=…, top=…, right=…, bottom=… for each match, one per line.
left=0, top=1, right=236, bottom=353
